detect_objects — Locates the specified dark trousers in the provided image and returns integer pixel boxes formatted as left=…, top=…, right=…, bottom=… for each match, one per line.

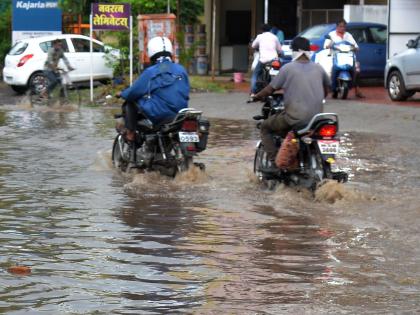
left=45, top=70, right=61, bottom=93
left=251, top=61, right=264, bottom=94
left=123, top=101, right=142, bottom=131
left=260, top=112, right=293, bottom=160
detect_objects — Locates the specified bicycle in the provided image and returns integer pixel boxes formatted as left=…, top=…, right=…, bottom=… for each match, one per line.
left=29, top=68, right=81, bottom=107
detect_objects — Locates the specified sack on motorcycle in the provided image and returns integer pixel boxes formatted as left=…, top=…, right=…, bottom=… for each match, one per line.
left=196, top=118, right=210, bottom=152
left=275, top=131, right=299, bottom=170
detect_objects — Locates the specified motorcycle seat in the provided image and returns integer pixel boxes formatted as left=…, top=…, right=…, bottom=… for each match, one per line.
left=296, top=113, right=338, bottom=136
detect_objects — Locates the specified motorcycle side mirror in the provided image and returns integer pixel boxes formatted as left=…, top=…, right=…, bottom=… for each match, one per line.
left=407, top=39, right=416, bottom=48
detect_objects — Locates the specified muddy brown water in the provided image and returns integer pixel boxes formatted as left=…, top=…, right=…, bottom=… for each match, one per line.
left=0, top=104, right=419, bottom=314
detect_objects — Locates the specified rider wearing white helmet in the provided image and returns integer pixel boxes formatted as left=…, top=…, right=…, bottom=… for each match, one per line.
left=120, top=36, right=190, bottom=143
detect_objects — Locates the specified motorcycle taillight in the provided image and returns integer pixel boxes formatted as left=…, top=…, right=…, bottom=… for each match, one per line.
left=182, top=119, right=198, bottom=132
left=317, top=124, right=337, bottom=138
left=271, top=60, right=281, bottom=69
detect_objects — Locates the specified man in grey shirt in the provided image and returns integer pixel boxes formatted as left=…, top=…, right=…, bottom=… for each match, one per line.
left=254, top=37, right=331, bottom=162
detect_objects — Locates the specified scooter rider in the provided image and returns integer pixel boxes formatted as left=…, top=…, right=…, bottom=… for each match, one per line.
left=253, top=37, right=331, bottom=168
left=324, top=19, right=363, bottom=98
left=119, top=36, right=190, bottom=142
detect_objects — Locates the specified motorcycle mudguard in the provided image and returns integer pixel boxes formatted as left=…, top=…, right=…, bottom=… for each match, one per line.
left=337, top=71, right=352, bottom=81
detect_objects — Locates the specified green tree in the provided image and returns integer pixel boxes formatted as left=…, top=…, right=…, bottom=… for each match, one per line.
left=0, top=1, right=12, bottom=69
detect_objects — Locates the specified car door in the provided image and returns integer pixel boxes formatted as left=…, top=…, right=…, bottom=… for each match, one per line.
left=66, top=37, right=91, bottom=81
left=366, top=25, right=387, bottom=78
left=347, top=26, right=377, bottom=78
left=403, top=36, right=420, bottom=87
left=68, top=37, right=108, bottom=81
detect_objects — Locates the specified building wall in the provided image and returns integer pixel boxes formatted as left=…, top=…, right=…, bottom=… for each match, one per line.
left=344, top=5, right=388, bottom=24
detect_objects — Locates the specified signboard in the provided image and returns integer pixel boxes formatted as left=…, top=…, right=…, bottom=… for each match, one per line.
left=12, top=0, right=62, bottom=43
left=89, top=3, right=133, bottom=102
left=387, top=0, right=420, bottom=58
left=92, top=3, right=131, bottom=31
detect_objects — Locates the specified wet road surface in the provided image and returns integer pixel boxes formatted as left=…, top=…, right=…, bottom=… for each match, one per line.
left=0, top=103, right=419, bottom=314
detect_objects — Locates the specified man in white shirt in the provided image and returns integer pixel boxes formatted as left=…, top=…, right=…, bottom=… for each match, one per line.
left=324, top=19, right=364, bottom=98
left=250, top=24, right=282, bottom=95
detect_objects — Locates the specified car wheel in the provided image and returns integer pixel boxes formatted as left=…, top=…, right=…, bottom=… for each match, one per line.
left=29, top=72, right=48, bottom=95
left=10, top=85, right=28, bottom=94
left=387, top=70, right=409, bottom=101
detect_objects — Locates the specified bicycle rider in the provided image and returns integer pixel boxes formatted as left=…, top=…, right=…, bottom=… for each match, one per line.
left=43, top=39, right=74, bottom=98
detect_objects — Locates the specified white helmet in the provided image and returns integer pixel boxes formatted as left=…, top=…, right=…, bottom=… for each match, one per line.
left=147, top=36, right=173, bottom=61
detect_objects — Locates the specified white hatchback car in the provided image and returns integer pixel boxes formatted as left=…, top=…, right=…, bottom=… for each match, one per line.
left=3, top=34, right=119, bottom=94
left=385, top=35, right=420, bottom=101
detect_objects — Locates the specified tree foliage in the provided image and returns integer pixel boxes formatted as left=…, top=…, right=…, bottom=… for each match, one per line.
left=0, top=0, right=12, bottom=68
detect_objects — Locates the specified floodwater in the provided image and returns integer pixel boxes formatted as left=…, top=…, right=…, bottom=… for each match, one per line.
left=0, top=104, right=419, bottom=314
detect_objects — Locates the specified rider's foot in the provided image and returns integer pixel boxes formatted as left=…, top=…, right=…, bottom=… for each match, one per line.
left=40, top=90, right=49, bottom=99
left=125, top=130, right=136, bottom=142
left=260, top=160, right=279, bottom=173
left=355, top=90, right=365, bottom=98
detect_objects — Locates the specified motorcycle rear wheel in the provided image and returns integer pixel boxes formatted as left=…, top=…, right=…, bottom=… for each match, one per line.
left=308, top=147, right=333, bottom=190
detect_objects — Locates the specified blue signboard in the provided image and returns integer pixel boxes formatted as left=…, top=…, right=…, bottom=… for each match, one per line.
left=12, top=0, right=62, bottom=43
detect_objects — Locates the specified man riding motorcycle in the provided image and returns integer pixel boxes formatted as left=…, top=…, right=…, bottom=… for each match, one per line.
left=250, top=23, right=282, bottom=96
left=253, top=37, right=331, bottom=170
left=324, top=19, right=364, bottom=98
left=119, top=36, right=190, bottom=167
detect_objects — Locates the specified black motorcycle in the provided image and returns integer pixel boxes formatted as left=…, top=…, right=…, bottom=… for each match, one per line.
left=255, top=58, right=282, bottom=93
left=253, top=95, right=348, bottom=190
left=112, top=106, right=210, bottom=177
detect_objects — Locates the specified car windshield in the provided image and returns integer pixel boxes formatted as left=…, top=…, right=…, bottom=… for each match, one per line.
left=300, top=25, right=332, bottom=40
left=8, top=42, right=28, bottom=55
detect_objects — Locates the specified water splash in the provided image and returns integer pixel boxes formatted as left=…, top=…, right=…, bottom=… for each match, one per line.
left=315, top=180, right=369, bottom=204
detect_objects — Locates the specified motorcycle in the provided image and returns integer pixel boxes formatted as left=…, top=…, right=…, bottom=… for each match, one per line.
left=255, top=58, right=282, bottom=93
left=328, top=37, right=356, bottom=99
left=252, top=95, right=348, bottom=190
left=112, top=105, right=210, bottom=177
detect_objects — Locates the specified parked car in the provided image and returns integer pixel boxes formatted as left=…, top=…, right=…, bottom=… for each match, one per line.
left=385, top=35, right=420, bottom=101
left=3, top=34, right=119, bottom=94
left=282, top=22, right=387, bottom=78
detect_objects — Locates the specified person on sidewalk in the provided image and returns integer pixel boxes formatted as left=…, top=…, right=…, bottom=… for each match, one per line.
left=324, top=19, right=365, bottom=98
left=250, top=24, right=282, bottom=96
left=253, top=37, right=330, bottom=168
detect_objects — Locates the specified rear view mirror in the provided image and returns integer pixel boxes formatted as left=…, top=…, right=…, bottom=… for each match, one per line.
left=406, top=39, right=416, bottom=48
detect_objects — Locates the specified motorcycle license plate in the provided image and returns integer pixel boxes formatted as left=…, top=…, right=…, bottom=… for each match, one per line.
left=269, top=69, right=279, bottom=76
left=318, top=140, right=339, bottom=154
left=179, top=132, right=199, bottom=142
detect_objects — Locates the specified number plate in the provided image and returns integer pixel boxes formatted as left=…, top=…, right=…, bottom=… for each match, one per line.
left=269, top=68, right=279, bottom=76
left=318, top=140, right=339, bottom=154
left=179, top=132, right=199, bottom=143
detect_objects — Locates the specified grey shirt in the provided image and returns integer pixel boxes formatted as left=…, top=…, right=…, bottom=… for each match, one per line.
left=270, top=60, right=330, bottom=126
left=44, top=47, right=71, bottom=71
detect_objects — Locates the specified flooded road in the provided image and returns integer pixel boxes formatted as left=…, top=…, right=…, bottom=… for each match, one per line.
left=0, top=104, right=419, bottom=314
